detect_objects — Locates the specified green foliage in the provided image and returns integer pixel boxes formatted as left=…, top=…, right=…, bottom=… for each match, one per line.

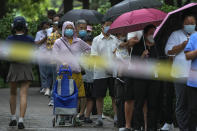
left=90, top=0, right=111, bottom=37
left=0, top=13, right=48, bottom=40
left=7, top=0, right=50, bottom=20
left=0, top=13, right=14, bottom=40
left=97, top=1, right=111, bottom=15
left=103, top=93, right=114, bottom=118
left=159, top=4, right=178, bottom=13
left=92, top=24, right=102, bottom=37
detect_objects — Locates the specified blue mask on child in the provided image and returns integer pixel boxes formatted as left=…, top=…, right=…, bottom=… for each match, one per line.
left=79, top=30, right=87, bottom=37
left=64, top=29, right=74, bottom=37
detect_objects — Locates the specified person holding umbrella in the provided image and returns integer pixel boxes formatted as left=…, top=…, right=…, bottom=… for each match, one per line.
left=165, top=14, right=196, bottom=131
left=91, top=20, right=119, bottom=127
left=184, top=25, right=197, bottom=131
left=127, top=24, right=160, bottom=131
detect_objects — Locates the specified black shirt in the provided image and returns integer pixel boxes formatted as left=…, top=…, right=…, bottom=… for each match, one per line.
left=132, top=38, right=158, bottom=59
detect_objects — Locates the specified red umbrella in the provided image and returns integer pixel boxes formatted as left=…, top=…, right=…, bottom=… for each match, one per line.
left=108, top=8, right=167, bottom=34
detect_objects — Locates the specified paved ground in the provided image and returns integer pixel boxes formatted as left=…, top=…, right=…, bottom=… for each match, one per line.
left=0, top=87, right=116, bottom=131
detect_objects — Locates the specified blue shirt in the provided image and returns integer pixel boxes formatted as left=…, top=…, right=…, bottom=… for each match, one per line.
left=6, top=35, right=34, bottom=43
left=184, top=32, right=197, bottom=88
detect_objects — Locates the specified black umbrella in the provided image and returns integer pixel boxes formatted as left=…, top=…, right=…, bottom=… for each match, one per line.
left=61, top=9, right=103, bottom=24
left=103, top=0, right=162, bottom=21
left=154, top=3, right=197, bottom=57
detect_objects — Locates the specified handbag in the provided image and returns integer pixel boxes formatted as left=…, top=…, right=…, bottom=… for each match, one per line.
left=60, top=38, right=86, bottom=75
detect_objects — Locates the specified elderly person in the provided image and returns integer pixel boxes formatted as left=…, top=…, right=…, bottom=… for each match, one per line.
left=52, top=21, right=90, bottom=121
left=75, top=19, right=88, bottom=40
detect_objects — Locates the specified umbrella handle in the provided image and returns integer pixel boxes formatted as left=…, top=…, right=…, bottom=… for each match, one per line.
left=143, top=35, right=147, bottom=50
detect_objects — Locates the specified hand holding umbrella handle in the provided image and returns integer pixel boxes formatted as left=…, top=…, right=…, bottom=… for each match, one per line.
left=141, top=49, right=149, bottom=58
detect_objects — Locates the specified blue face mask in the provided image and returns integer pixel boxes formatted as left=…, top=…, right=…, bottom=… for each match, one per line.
left=79, top=30, right=87, bottom=37
left=184, top=25, right=196, bottom=34
left=64, top=29, right=74, bottom=37
left=104, top=26, right=110, bottom=34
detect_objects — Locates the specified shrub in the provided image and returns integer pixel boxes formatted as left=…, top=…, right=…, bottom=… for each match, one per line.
left=159, top=4, right=178, bottom=13
left=103, top=93, right=114, bottom=118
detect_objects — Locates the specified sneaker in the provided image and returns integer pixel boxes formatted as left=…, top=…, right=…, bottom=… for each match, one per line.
left=83, top=117, right=93, bottom=123
left=121, top=128, right=132, bottom=131
left=9, top=120, right=17, bottom=126
left=48, top=100, right=54, bottom=106
left=79, top=114, right=85, bottom=121
left=95, top=119, right=103, bottom=127
left=18, top=122, right=25, bottom=129
left=44, top=88, right=50, bottom=96
left=160, top=123, right=174, bottom=131
left=40, top=88, right=45, bottom=94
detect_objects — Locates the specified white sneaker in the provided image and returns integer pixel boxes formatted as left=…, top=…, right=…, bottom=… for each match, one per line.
left=119, top=128, right=126, bottom=131
left=48, top=100, right=54, bottom=106
left=44, top=88, right=50, bottom=96
left=40, top=88, right=45, bottom=94
left=161, top=123, right=174, bottom=131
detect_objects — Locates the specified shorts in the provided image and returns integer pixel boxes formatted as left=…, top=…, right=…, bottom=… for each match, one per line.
left=72, top=73, right=85, bottom=98
left=84, top=82, right=94, bottom=98
left=124, top=77, right=135, bottom=101
left=114, top=77, right=126, bottom=100
left=92, top=77, right=115, bottom=98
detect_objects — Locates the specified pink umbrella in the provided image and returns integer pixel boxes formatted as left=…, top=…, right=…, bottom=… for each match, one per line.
left=154, top=3, right=197, bottom=57
left=108, top=8, right=167, bottom=34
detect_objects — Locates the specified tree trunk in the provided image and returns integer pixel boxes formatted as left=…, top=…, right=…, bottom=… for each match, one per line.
left=110, top=0, right=123, bottom=6
left=0, top=0, right=8, bottom=18
left=64, top=0, right=73, bottom=13
left=177, top=0, right=183, bottom=7
left=164, top=0, right=174, bottom=6
left=82, top=0, right=89, bottom=9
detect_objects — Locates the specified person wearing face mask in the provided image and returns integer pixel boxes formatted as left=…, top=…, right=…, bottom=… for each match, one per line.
left=75, top=19, right=88, bottom=41
left=52, top=21, right=90, bottom=124
left=87, top=25, right=93, bottom=36
left=91, top=20, right=120, bottom=127
left=47, top=14, right=61, bottom=37
left=46, top=21, right=63, bottom=106
left=35, top=21, right=51, bottom=96
left=127, top=24, right=160, bottom=131
left=165, top=14, right=196, bottom=131
left=47, top=9, right=56, bottom=26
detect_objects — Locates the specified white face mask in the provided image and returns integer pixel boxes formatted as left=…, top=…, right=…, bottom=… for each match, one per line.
left=147, top=35, right=155, bottom=43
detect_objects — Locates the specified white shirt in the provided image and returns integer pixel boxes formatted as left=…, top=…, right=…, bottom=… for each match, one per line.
left=165, top=29, right=192, bottom=78
left=47, top=27, right=53, bottom=37
left=127, top=30, right=143, bottom=40
left=34, top=28, right=53, bottom=49
left=91, top=33, right=119, bottom=79
left=35, top=30, right=48, bottom=50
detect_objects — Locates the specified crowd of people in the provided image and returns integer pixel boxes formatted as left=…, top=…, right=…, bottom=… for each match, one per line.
left=5, top=9, right=197, bottom=131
